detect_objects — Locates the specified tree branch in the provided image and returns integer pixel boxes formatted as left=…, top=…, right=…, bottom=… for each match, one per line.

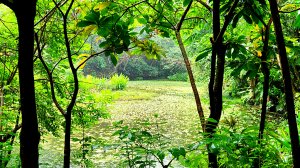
left=196, top=0, right=212, bottom=12
left=75, top=50, right=106, bottom=70
left=34, top=0, right=68, bottom=26
left=215, top=0, right=239, bottom=43
left=35, top=33, right=66, bottom=116
left=177, top=0, right=194, bottom=31
left=0, top=124, right=22, bottom=142
left=144, top=1, right=176, bottom=30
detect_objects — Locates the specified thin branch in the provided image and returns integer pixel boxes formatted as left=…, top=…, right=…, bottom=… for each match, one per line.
left=52, top=0, right=65, bottom=17
left=196, top=0, right=212, bottom=12
left=114, top=0, right=146, bottom=27
left=0, top=19, right=16, bottom=37
left=145, top=1, right=176, bottom=30
left=35, top=33, right=66, bottom=116
left=51, top=57, right=67, bottom=74
left=214, top=0, right=239, bottom=44
left=0, top=124, right=22, bottom=142
left=75, top=50, right=107, bottom=70
left=177, top=0, right=194, bottom=31
left=34, top=0, right=68, bottom=26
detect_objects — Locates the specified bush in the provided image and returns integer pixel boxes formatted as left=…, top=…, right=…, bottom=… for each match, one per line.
left=167, top=73, right=188, bottom=81
left=110, top=74, right=129, bottom=90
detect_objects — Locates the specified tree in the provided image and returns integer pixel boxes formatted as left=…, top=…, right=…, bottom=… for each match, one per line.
left=268, top=0, right=300, bottom=166
left=0, top=0, right=40, bottom=167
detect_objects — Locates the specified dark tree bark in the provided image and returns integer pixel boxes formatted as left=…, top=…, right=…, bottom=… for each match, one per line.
left=54, top=1, right=78, bottom=167
left=0, top=0, right=40, bottom=166
left=206, top=1, right=239, bottom=167
left=253, top=18, right=272, bottom=168
left=268, top=0, right=300, bottom=166
left=14, top=1, right=40, bottom=167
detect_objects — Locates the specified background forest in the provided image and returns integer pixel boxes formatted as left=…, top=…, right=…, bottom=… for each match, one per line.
left=0, top=0, right=300, bottom=167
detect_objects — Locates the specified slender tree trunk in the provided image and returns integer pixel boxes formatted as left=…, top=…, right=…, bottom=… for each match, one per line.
left=175, top=31, right=206, bottom=132
left=254, top=19, right=272, bottom=168
left=206, top=0, right=220, bottom=167
left=64, top=113, right=72, bottom=168
left=268, top=0, right=300, bottom=167
left=206, top=1, right=239, bottom=167
left=60, top=1, right=78, bottom=167
left=14, top=1, right=40, bottom=167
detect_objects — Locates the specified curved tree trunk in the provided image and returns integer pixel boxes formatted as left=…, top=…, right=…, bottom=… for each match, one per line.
left=268, top=0, right=300, bottom=166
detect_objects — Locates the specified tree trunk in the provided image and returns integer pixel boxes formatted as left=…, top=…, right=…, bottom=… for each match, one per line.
left=15, top=1, right=40, bottom=167
left=268, top=0, right=300, bottom=166
left=206, top=0, right=221, bottom=167
left=206, top=0, right=239, bottom=167
left=254, top=19, right=272, bottom=168
left=64, top=113, right=72, bottom=168
left=61, top=1, right=78, bottom=167
left=175, top=31, right=206, bottom=132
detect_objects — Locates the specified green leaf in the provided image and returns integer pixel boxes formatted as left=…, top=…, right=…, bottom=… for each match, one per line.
left=159, top=22, right=172, bottom=29
left=137, top=17, right=147, bottom=24
left=207, top=118, right=218, bottom=124
left=294, top=15, right=300, bottom=28
left=157, top=151, right=165, bottom=161
left=196, top=48, right=211, bottom=62
left=169, top=147, right=186, bottom=159
left=84, top=10, right=100, bottom=22
left=230, top=64, right=245, bottom=77
left=232, top=11, right=242, bottom=28
left=77, top=21, right=95, bottom=27
left=110, top=54, right=118, bottom=66
left=160, top=29, right=170, bottom=38
left=183, top=0, right=192, bottom=7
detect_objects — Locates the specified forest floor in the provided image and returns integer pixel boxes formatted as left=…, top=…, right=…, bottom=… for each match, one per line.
left=39, top=80, right=256, bottom=167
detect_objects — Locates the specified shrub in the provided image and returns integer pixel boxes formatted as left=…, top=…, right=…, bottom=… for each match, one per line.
left=167, top=73, right=188, bottom=81
left=110, top=74, right=129, bottom=90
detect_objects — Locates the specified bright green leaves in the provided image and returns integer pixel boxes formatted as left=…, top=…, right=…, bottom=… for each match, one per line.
left=78, top=4, right=132, bottom=65
left=77, top=1, right=168, bottom=66
left=131, top=38, right=165, bottom=60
